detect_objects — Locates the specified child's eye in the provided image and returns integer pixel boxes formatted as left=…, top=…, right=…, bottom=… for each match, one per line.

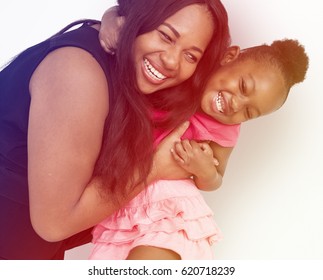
left=158, top=30, right=173, bottom=43
left=240, top=77, right=247, bottom=94
left=185, top=52, right=198, bottom=63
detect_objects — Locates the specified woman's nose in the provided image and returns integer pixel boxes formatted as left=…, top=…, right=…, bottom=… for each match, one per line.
left=160, top=49, right=180, bottom=71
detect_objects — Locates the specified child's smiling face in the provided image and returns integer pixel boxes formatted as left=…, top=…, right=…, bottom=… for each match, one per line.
left=200, top=50, right=288, bottom=125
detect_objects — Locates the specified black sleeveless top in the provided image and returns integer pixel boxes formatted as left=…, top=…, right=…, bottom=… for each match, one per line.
left=0, top=21, right=115, bottom=259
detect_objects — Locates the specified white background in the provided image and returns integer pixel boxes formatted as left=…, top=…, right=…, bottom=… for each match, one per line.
left=1, top=0, right=322, bottom=260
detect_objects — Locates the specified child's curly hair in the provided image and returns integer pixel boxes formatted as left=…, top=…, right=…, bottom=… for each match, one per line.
left=240, top=39, right=309, bottom=90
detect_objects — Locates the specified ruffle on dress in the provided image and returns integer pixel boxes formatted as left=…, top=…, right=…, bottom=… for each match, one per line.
left=92, top=180, right=222, bottom=247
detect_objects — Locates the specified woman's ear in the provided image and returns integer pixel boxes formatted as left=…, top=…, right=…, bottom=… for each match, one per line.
left=220, top=46, right=240, bottom=65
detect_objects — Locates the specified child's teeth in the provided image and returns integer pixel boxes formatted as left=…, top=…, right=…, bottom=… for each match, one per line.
left=216, top=92, right=224, bottom=113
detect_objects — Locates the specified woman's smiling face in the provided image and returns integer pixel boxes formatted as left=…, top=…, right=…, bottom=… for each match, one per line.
left=133, top=4, right=214, bottom=94
left=200, top=56, right=288, bottom=125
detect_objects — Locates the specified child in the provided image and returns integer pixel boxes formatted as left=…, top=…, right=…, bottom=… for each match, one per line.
left=88, top=38, right=309, bottom=260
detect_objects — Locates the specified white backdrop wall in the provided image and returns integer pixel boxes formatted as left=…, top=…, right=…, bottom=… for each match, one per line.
left=1, top=0, right=322, bottom=260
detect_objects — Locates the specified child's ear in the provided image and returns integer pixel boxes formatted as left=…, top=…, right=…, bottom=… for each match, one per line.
left=220, top=46, right=240, bottom=66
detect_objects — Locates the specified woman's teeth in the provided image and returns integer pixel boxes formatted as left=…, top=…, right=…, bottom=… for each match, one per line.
left=215, top=92, right=224, bottom=113
left=144, top=58, right=166, bottom=80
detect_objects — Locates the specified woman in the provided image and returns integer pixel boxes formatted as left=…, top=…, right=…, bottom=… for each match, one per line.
left=0, top=0, right=230, bottom=259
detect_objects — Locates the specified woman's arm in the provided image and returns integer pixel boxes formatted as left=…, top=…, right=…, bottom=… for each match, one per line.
left=28, top=47, right=110, bottom=241
left=28, top=49, right=189, bottom=242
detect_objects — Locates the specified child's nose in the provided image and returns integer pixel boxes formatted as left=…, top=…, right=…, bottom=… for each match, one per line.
left=231, top=95, right=248, bottom=113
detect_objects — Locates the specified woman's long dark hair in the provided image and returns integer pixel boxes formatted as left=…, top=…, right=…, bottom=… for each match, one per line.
left=94, top=0, right=230, bottom=200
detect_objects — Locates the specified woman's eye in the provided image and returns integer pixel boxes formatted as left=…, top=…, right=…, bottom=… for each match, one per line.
left=159, top=30, right=172, bottom=43
left=185, top=52, right=198, bottom=63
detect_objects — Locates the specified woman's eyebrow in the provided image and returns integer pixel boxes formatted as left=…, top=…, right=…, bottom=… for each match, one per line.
left=162, top=22, right=204, bottom=54
left=162, top=22, right=180, bottom=38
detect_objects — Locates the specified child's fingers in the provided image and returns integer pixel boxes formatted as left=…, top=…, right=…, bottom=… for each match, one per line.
left=117, top=16, right=125, bottom=28
left=198, top=142, right=219, bottom=166
left=198, top=142, right=213, bottom=155
left=98, top=28, right=116, bottom=54
left=101, top=17, right=124, bottom=55
left=170, top=146, right=185, bottom=164
left=188, top=139, right=204, bottom=152
left=172, top=140, right=199, bottom=165
left=181, top=139, right=193, bottom=153
left=173, top=141, right=189, bottom=164
left=100, top=39, right=116, bottom=55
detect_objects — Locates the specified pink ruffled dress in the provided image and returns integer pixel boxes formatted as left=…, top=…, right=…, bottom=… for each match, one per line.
left=89, top=112, right=240, bottom=260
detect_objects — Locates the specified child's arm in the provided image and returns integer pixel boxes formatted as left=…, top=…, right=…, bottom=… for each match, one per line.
left=171, top=140, right=233, bottom=191
left=99, top=6, right=125, bottom=54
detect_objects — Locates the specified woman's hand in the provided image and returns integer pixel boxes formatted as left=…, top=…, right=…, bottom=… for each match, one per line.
left=151, top=122, right=191, bottom=181
left=99, top=6, right=125, bottom=54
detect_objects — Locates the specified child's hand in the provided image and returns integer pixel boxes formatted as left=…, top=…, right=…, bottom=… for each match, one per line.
left=171, top=140, right=219, bottom=173
left=99, top=6, right=125, bottom=55
left=171, top=140, right=220, bottom=191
